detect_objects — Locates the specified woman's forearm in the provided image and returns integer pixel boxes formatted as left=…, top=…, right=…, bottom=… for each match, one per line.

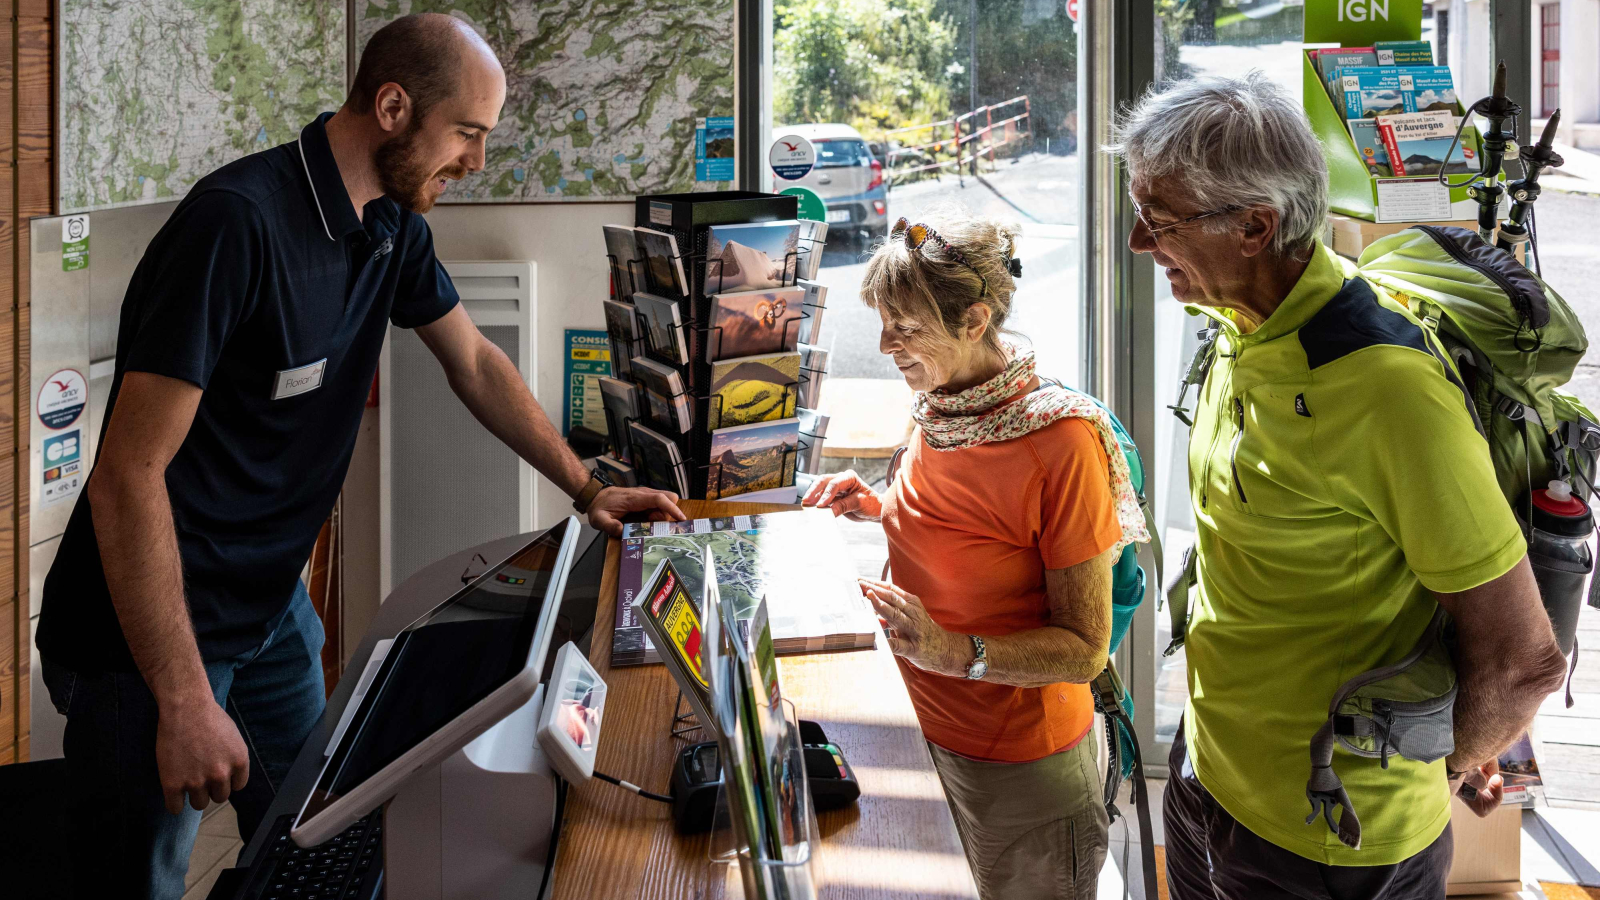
left=977, top=625, right=1108, bottom=688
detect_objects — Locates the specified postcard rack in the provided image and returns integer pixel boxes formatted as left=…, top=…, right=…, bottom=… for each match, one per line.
left=610, top=191, right=809, bottom=500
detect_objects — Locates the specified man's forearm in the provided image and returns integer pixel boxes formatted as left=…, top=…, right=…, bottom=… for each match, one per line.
left=447, top=337, right=592, bottom=499
left=1450, top=653, right=1566, bottom=769
left=981, top=626, right=1107, bottom=688
left=88, top=471, right=209, bottom=706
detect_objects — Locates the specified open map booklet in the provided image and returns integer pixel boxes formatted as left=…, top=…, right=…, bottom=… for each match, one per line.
left=612, top=509, right=877, bottom=667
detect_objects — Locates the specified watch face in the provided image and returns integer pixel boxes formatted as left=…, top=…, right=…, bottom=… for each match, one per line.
left=967, top=660, right=988, bottom=680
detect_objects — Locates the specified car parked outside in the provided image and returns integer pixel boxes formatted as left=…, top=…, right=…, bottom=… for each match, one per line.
left=772, top=124, right=889, bottom=247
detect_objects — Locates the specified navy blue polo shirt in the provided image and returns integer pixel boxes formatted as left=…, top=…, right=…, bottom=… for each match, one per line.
left=39, top=113, right=459, bottom=671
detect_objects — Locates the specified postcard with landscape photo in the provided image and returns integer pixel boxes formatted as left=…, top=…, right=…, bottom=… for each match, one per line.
left=603, top=298, right=639, bottom=378
left=708, top=351, right=800, bottom=430
left=634, top=292, right=690, bottom=365
left=603, top=225, right=639, bottom=298
left=706, top=287, right=806, bottom=362
left=628, top=421, right=688, bottom=496
left=703, top=221, right=801, bottom=294
left=706, top=418, right=800, bottom=500
left=635, top=228, right=688, bottom=296
left=631, top=357, right=694, bottom=433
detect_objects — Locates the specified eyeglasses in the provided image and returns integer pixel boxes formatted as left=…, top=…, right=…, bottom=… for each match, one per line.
left=1129, top=196, right=1243, bottom=238
left=892, top=217, right=989, bottom=299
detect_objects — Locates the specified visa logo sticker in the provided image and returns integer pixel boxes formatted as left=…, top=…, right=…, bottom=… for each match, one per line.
left=272, top=358, right=327, bottom=400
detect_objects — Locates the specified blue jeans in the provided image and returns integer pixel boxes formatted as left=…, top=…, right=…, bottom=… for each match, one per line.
left=42, top=582, right=326, bottom=900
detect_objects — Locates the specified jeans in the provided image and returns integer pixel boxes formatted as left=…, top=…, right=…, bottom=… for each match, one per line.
left=42, top=582, right=327, bottom=900
left=1163, top=720, right=1453, bottom=900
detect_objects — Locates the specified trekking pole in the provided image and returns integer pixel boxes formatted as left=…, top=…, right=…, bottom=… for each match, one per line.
left=1496, top=110, right=1563, bottom=269
left=1468, top=61, right=1520, bottom=245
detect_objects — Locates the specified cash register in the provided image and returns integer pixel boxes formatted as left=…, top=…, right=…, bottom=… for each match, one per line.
left=224, top=516, right=605, bottom=900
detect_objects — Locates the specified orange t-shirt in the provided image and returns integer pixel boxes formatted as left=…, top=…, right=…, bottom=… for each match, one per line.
left=881, top=410, right=1122, bottom=763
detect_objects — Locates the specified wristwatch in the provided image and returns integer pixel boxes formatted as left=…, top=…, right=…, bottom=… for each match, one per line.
left=572, top=470, right=614, bottom=514
left=964, top=635, right=988, bottom=680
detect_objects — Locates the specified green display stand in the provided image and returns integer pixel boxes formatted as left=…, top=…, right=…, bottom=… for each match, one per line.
left=1302, top=0, right=1480, bottom=221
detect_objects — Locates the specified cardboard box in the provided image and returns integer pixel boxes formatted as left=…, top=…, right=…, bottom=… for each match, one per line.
left=1445, top=796, right=1522, bottom=895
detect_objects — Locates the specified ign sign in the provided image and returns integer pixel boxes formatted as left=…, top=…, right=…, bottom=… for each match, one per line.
left=1336, top=0, right=1390, bottom=21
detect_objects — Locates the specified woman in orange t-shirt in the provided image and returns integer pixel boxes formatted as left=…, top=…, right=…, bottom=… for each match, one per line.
left=803, top=209, right=1147, bottom=900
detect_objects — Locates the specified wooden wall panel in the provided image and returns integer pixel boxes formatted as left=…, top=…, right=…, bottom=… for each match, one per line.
left=16, top=18, right=49, bottom=161
left=0, top=20, right=13, bottom=164
left=0, top=597, right=14, bottom=761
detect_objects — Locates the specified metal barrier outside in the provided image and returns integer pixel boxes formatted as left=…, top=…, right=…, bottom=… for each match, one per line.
left=882, top=95, right=1032, bottom=187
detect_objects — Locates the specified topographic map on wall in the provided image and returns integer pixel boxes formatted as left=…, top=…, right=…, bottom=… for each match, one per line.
left=59, top=0, right=347, bottom=213
left=356, top=0, right=735, bottom=201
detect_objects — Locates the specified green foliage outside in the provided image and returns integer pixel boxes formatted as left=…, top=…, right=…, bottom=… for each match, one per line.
left=773, top=0, right=961, bottom=140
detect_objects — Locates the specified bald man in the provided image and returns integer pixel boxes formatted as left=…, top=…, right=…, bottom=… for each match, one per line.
left=36, top=14, right=683, bottom=898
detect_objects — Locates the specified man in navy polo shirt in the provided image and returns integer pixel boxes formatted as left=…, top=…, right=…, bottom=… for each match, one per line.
left=35, top=15, right=683, bottom=898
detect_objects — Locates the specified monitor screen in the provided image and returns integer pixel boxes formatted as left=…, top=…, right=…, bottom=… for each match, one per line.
left=540, top=525, right=606, bottom=684
left=298, top=519, right=572, bottom=825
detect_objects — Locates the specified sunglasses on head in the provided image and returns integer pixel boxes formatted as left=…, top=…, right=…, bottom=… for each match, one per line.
left=891, top=217, right=1021, bottom=299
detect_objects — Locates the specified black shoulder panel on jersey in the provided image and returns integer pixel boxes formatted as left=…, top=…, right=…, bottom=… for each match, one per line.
left=1298, top=277, right=1428, bottom=370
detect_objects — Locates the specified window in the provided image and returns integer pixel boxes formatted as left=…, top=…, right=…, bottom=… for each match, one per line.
left=815, top=139, right=872, bottom=168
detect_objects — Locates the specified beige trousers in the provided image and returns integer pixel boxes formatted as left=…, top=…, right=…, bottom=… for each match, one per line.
left=928, top=735, right=1110, bottom=900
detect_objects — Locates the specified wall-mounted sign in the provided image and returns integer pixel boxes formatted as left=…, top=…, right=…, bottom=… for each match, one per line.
left=769, top=135, right=815, bottom=181
left=62, top=214, right=90, bottom=271
left=564, top=329, right=613, bottom=437
left=37, top=368, right=87, bottom=431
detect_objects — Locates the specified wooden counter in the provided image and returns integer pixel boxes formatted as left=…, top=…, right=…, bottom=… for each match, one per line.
left=549, top=501, right=980, bottom=900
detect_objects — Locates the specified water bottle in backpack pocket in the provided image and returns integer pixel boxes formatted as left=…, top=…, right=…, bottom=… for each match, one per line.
left=1519, top=479, right=1594, bottom=656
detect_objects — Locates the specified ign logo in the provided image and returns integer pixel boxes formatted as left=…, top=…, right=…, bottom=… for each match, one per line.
left=1337, top=0, right=1390, bottom=21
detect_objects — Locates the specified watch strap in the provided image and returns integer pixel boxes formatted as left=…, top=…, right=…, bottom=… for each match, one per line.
left=573, top=475, right=609, bottom=513
left=965, top=634, right=986, bottom=679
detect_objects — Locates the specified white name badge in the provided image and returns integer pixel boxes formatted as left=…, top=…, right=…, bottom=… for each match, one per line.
left=272, top=359, right=327, bottom=400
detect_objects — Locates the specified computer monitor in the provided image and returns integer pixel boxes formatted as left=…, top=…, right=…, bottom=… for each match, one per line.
left=290, top=516, right=581, bottom=847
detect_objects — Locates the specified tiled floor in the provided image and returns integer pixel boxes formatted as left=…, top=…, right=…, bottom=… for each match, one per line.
left=184, top=803, right=243, bottom=900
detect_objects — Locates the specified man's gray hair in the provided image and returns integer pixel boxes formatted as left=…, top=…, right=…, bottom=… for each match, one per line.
left=1107, top=72, right=1329, bottom=255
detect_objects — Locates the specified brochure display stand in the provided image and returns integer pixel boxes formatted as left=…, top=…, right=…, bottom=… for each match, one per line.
left=1300, top=0, right=1481, bottom=224
left=708, top=700, right=819, bottom=900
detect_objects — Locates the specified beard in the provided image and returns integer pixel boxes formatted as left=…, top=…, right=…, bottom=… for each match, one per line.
left=375, top=121, right=465, bottom=213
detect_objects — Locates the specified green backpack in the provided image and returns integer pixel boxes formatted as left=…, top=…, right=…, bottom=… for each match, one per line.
left=1167, top=226, right=1596, bottom=851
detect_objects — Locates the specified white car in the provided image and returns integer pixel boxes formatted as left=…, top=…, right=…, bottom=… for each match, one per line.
left=772, top=124, right=889, bottom=245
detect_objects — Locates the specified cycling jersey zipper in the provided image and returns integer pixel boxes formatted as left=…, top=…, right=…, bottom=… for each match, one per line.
left=1230, top=396, right=1248, bottom=505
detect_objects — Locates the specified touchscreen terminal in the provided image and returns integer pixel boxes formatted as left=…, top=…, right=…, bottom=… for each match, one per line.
left=292, top=518, right=576, bottom=845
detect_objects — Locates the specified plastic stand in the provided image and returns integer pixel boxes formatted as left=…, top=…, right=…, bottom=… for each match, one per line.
left=385, top=684, right=560, bottom=900
left=708, top=699, right=818, bottom=900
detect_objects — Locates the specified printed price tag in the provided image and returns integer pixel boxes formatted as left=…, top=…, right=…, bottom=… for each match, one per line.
left=1375, top=177, right=1453, bottom=223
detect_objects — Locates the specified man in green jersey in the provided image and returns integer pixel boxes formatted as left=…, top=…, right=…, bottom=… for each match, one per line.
left=1112, top=74, right=1569, bottom=898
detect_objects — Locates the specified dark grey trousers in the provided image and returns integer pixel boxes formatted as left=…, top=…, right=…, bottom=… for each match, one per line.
left=1164, top=722, right=1453, bottom=900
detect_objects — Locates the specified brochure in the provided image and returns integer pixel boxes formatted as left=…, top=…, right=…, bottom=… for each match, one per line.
left=635, top=227, right=689, bottom=296
left=612, top=509, right=878, bottom=667
left=1374, top=111, right=1474, bottom=176
left=709, top=352, right=800, bottom=431
left=796, top=281, right=828, bottom=345
left=1332, top=67, right=1408, bottom=120
left=631, top=357, right=694, bottom=433
left=598, top=376, right=644, bottom=461
left=632, top=558, right=717, bottom=736
left=706, top=287, right=807, bottom=362
left=1375, top=40, right=1433, bottom=67
left=797, top=344, right=829, bottom=410
left=707, top=418, right=800, bottom=500
left=594, top=455, right=637, bottom=487
left=796, top=408, right=830, bottom=476
left=634, top=292, right=691, bottom=365
left=1497, top=731, right=1545, bottom=807
left=602, top=298, right=640, bottom=379
left=602, top=224, right=640, bottom=298
left=1313, top=47, right=1377, bottom=83
left=627, top=421, right=689, bottom=496
left=1399, top=66, right=1461, bottom=114
left=703, top=221, right=802, bottom=295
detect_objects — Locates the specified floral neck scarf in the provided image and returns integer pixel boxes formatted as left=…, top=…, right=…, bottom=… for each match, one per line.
left=910, top=344, right=1150, bottom=554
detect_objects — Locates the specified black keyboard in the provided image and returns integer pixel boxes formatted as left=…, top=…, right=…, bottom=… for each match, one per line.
left=239, top=811, right=383, bottom=900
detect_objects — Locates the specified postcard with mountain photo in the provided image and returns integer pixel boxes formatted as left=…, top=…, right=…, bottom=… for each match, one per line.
left=635, top=227, right=688, bottom=296
left=603, top=225, right=640, bottom=298
left=634, top=292, right=690, bottom=365
left=706, top=418, right=799, bottom=500
left=1345, top=120, right=1394, bottom=176
left=631, top=357, right=694, bottom=433
left=706, top=286, right=806, bottom=362
left=603, top=298, right=640, bottom=379
left=703, top=221, right=801, bottom=295
left=628, top=421, right=689, bottom=496
left=708, top=351, right=800, bottom=430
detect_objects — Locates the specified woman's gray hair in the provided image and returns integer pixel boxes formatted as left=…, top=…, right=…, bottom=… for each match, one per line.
left=1106, top=71, right=1328, bottom=256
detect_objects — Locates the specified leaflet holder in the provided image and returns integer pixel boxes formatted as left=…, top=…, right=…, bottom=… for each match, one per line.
left=707, top=699, right=818, bottom=900
left=384, top=684, right=561, bottom=900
